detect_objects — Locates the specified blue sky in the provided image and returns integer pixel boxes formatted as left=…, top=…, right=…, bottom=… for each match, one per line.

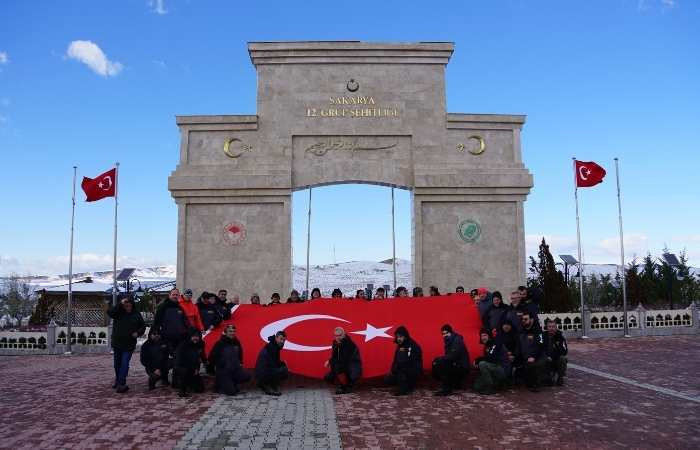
left=0, top=0, right=698, bottom=275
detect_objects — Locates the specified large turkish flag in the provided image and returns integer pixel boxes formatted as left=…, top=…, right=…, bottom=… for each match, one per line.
left=203, top=294, right=483, bottom=379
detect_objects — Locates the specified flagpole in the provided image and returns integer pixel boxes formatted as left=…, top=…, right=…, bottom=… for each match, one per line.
left=615, top=158, right=630, bottom=337
left=573, top=157, right=587, bottom=338
left=66, top=166, right=77, bottom=355
left=391, top=187, right=397, bottom=291
left=305, top=187, right=312, bottom=296
left=112, top=162, right=119, bottom=306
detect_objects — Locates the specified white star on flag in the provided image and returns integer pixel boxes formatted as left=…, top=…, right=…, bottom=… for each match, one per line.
left=98, top=182, right=103, bottom=188
left=350, top=323, right=393, bottom=342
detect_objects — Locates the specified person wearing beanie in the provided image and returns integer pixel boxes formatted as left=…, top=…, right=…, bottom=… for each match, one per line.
left=384, top=325, right=423, bottom=396
left=324, top=327, right=362, bottom=394
left=173, top=328, right=205, bottom=397
left=210, top=324, right=251, bottom=395
left=268, top=292, right=282, bottom=306
left=107, top=296, right=146, bottom=393
left=473, top=328, right=505, bottom=395
left=179, top=288, right=204, bottom=331
left=497, top=319, right=520, bottom=384
left=432, top=324, right=470, bottom=396
left=255, top=331, right=289, bottom=396
left=543, top=319, right=568, bottom=386
left=475, top=287, right=492, bottom=321
left=153, top=288, right=192, bottom=357
left=517, top=311, right=547, bottom=392
left=482, top=291, right=508, bottom=336
left=197, top=292, right=223, bottom=332
left=140, top=328, right=171, bottom=390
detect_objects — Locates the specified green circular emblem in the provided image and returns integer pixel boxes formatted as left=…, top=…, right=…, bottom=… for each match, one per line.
left=458, top=220, right=481, bottom=243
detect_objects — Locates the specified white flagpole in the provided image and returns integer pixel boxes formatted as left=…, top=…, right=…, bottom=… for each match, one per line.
left=66, top=166, right=77, bottom=355
left=391, top=187, right=397, bottom=290
left=614, top=158, right=630, bottom=337
left=305, top=187, right=312, bottom=295
left=573, top=157, right=587, bottom=338
left=112, top=162, right=119, bottom=306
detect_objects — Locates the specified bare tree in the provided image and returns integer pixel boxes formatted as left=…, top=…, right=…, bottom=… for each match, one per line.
left=0, top=275, right=35, bottom=324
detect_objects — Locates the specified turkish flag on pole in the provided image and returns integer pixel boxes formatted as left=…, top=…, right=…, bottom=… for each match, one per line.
left=81, top=168, right=116, bottom=202
left=203, top=294, right=483, bottom=379
left=575, top=160, right=606, bottom=187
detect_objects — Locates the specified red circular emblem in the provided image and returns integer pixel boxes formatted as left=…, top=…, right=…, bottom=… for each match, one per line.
left=223, top=221, right=246, bottom=245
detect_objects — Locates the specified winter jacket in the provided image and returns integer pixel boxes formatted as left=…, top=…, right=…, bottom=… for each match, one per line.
left=390, top=334, right=423, bottom=376
left=140, top=334, right=170, bottom=371
left=543, top=330, right=568, bottom=360
left=477, top=298, right=492, bottom=320
left=209, top=334, right=244, bottom=367
left=174, top=331, right=203, bottom=371
left=179, top=297, right=204, bottom=331
left=441, top=332, right=470, bottom=369
left=214, top=300, right=231, bottom=321
left=210, top=335, right=244, bottom=372
left=504, top=308, right=523, bottom=333
left=153, top=299, right=190, bottom=341
left=255, top=335, right=286, bottom=380
left=197, top=301, right=223, bottom=330
left=329, top=335, right=362, bottom=380
left=517, top=322, right=545, bottom=361
left=107, top=303, right=145, bottom=351
left=483, top=303, right=509, bottom=333
left=475, top=339, right=503, bottom=365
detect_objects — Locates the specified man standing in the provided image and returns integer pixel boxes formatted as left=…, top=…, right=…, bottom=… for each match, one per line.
left=107, top=296, right=146, bottom=393
left=482, top=291, right=508, bottom=336
left=153, top=288, right=191, bottom=356
left=384, top=326, right=423, bottom=395
left=198, top=292, right=223, bottom=332
left=180, top=288, right=204, bottom=331
left=374, top=287, right=386, bottom=299
left=324, top=327, right=362, bottom=394
left=518, top=311, right=547, bottom=392
left=505, top=291, right=524, bottom=333
left=432, top=324, right=470, bottom=396
left=255, top=331, right=289, bottom=395
left=543, top=319, right=568, bottom=386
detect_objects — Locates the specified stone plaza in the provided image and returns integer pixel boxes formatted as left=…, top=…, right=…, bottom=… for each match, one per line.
left=2, top=335, right=699, bottom=449
left=168, top=41, right=533, bottom=301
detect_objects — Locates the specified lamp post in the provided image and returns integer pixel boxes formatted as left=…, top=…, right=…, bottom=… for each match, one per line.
left=661, top=253, right=680, bottom=310
left=559, top=255, right=578, bottom=287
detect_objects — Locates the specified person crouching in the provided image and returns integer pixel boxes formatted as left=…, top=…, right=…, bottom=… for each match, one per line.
left=324, top=327, right=362, bottom=394
left=174, top=329, right=205, bottom=397
left=384, top=326, right=423, bottom=396
left=140, top=328, right=171, bottom=390
left=210, top=324, right=251, bottom=395
left=432, top=324, right=470, bottom=396
left=473, top=328, right=506, bottom=395
left=255, top=331, right=289, bottom=396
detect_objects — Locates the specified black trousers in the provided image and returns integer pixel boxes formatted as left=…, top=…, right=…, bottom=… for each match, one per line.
left=257, top=366, right=289, bottom=389
left=384, top=368, right=420, bottom=392
left=174, top=368, right=204, bottom=394
left=432, top=358, right=468, bottom=391
left=216, top=367, right=251, bottom=395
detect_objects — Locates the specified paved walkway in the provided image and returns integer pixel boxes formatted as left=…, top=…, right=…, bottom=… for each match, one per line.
left=1, top=335, right=699, bottom=449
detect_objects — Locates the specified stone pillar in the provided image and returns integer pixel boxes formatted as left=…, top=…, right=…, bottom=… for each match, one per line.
left=688, top=301, right=699, bottom=333
left=636, top=304, right=647, bottom=336
left=47, top=320, right=56, bottom=352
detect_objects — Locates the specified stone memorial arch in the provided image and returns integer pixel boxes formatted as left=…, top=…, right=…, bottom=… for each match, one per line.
left=169, top=41, right=533, bottom=300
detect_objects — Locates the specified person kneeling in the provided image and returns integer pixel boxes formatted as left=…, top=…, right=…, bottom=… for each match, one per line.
left=385, top=326, right=422, bottom=396
left=432, top=324, right=470, bottom=396
left=255, top=331, right=289, bottom=396
left=140, top=328, right=171, bottom=390
left=210, top=325, right=251, bottom=395
left=174, top=329, right=205, bottom=397
left=324, top=327, right=362, bottom=395
left=473, top=329, right=506, bottom=395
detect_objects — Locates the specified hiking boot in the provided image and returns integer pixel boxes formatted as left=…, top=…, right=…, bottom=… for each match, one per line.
left=116, top=384, right=129, bottom=394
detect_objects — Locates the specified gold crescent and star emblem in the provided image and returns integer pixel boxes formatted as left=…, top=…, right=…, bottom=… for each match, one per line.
left=456, top=135, right=486, bottom=155
left=223, top=138, right=253, bottom=158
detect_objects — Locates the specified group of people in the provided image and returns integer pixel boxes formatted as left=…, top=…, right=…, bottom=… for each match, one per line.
left=106, top=284, right=568, bottom=397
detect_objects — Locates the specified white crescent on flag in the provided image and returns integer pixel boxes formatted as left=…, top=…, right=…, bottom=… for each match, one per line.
left=259, top=314, right=350, bottom=352
left=578, top=166, right=589, bottom=180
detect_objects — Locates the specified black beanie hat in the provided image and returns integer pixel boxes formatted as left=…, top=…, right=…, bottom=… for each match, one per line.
left=395, top=325, right=409, bottom=339
left=441, top=324, right=453, bottom=333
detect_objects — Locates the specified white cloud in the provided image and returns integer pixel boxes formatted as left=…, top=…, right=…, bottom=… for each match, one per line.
left=661, top=0, right=676, bottom=8
left=0, top=253, right=174, bottom=277
left=597, top=233, right=650, bottom=258
left=0, top=51, right=8, bottom=64
left=66, top=40, right=123, bottom=77
left=526, top=234, right=578, bottom=258
left=148, top=0, right=167, bottom=14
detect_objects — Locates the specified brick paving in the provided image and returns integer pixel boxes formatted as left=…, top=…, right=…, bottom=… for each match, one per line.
left=1, top=335, right=698, bottom=449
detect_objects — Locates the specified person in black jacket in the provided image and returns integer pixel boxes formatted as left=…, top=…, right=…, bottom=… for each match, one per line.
left=140, top=328, right=171, bottom=390
left=497, top=319, right=519, bottom=383
left=473, top=329, right=505, bottom=395
left=384, top=326, right=423, bottom=396
left=543, top=319, right=568, bottom=386
left=517, top=311, right=547, bottom=392
left=153, top=288, right=191, bottom=355
left=324, top=327, right=362, bottom=394
left=432, top=324, right=470, bottom=396
left=197, top=292, right=223, bottom=331
left=210, top=325, right=251, bottom=395
left=107, top=296, right=146, bottom=393
left=174, top=329, right=205, bottom=397
left=482, top=291, right=508, bottom=336
left=255, top=331, right=289, bottom=396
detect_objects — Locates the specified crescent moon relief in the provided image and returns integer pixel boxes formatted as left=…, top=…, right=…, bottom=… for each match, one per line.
left=259, top=314, right=350, bottom=352
left=223, top=137, right=254, bottom=159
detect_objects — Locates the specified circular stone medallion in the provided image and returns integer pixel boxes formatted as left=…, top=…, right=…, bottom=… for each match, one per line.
left=223, top=221, right=246, bottom=245
left=458, top=220, right=481, bottom=243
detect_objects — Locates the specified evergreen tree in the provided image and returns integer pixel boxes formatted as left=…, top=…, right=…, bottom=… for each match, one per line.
left=534, top=238, right=573, bottom=313
left=625, top=259, right=646, bottom=307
